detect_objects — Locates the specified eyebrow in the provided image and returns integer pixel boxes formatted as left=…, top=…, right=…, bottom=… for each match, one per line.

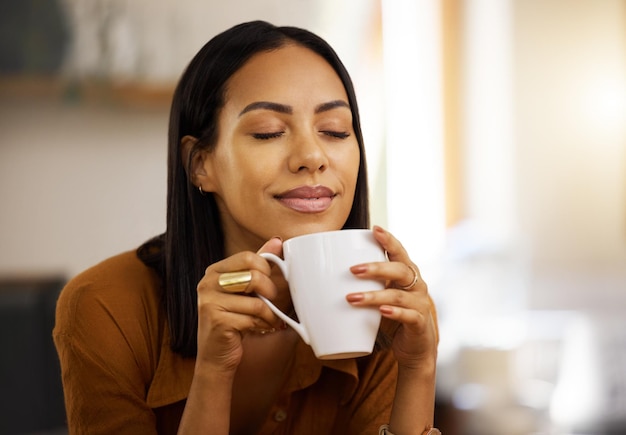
left=239, top=101, right=292, bottom=116
left=238, top=99, right=350, bottom=117
left=314, top=100, right=350, bottom=113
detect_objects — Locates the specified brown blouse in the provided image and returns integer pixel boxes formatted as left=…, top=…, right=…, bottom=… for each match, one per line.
left=53, top=251, right=400, bottom=434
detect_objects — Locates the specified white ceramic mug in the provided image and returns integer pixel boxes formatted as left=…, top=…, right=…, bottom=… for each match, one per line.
left=259, top=229, right=387, bottom=360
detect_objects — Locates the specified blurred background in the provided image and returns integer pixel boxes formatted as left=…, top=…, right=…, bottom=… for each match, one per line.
left=0, top=0, right=624, bottom=434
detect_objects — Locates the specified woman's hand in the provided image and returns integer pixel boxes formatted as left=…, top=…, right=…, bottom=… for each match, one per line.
left=195, top=237, right=285, bottom=374
left=346, top=226, right=438, bottom=370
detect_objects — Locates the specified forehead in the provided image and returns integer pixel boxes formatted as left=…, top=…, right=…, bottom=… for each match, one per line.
left=223, top=44, right=349, bottom=107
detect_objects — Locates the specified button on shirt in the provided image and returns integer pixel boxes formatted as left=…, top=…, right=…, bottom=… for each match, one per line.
left=274, top=409, right=288, bottom=422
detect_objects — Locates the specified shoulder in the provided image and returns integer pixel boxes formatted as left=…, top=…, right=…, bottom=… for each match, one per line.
left=54, top=250, right=163, bottom=339
left=54, top=250, right=165, bottom=384
left=68, top=250, right=159, bottom=292
left=53, top=251, right=173, bottom=420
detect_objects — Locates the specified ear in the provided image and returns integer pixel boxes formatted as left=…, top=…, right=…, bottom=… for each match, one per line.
left=180, top=135, right=217, bottom=192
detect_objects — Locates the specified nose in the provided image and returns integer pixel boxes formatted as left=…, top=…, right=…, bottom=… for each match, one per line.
left=287, top=132, right=329, bottom=173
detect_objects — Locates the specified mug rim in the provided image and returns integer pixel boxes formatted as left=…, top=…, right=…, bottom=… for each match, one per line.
left=283, top=228, right=373, bottom=244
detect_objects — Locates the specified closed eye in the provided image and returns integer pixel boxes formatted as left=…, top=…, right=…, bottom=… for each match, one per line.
left=321, top=131, right=350, bottom=139
left=252, top=131, right=284, bottom=140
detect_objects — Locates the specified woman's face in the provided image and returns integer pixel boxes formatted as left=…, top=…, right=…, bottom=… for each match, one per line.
left=198, top=44, right=360, bottom=254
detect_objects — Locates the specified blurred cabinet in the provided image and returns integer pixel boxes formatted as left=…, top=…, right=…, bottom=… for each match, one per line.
left=0, top=277, right=66, bottom=434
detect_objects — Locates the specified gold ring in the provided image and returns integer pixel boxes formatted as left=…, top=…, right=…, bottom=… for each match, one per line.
left=398, top=265, right=419, bottom=290
left=218, top=271, right=252, bottom=293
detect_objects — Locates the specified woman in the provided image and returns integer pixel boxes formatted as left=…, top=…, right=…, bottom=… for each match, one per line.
left=53, top=21, right=440, bottom=435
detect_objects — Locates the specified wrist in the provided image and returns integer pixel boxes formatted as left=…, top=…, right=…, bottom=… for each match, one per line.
left=398, top=350, right=437, bottom=373
left=397, top=358, right=437, bottom=383
left=193, top=360, right=237, bottom=385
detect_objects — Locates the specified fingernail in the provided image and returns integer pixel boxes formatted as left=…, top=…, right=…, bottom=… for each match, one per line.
left=350, top=264, right=368, bottom=274
left=346, top=293, right=364, bottom=303
left=380, top=306, right=394, bottom=316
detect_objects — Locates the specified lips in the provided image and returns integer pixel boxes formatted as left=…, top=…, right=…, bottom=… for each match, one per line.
left=275, top=185, right=336, bottom=213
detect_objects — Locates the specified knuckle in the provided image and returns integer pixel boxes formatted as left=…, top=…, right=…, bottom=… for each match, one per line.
left=250, top=297, right=267, bottom=315
left=391, top=290, right=406, bottom=306
left=241, top=251, right=258, bottom=264
left=196, top=280, right=209, bottom=295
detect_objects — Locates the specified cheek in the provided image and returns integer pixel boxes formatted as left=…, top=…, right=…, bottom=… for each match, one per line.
left=226, top=160, right=274, bottom=201
left=343, top=146, right=361, bottom=187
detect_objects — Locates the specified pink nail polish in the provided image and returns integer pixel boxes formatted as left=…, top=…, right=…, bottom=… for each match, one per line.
left=346, top=293, right=364, bottom=303
left=351, top=265, right=368, bottom=274
left=380, top=306, right=394, bottom=315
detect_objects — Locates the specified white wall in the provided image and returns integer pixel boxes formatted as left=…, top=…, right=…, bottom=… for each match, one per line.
left=0, top=99, right=169, bottom=277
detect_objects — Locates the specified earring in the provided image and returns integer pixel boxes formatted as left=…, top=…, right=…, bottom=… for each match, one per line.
left=198, top=185, right=205, bottom=195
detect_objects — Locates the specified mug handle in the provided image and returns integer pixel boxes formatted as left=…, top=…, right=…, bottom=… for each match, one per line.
left=258, top=252, right=310, bottom=345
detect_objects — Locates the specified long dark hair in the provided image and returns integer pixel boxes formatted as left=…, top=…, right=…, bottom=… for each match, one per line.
left=138, top=21, right=371, bottom=357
